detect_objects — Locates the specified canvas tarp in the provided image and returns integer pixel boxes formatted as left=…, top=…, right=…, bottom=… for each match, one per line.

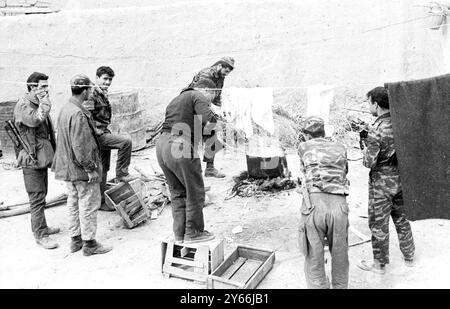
left=386, top=73, right=450, bottom=220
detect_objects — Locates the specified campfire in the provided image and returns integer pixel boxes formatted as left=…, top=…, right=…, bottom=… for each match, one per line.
left=227, top=171, right=296, bottom=198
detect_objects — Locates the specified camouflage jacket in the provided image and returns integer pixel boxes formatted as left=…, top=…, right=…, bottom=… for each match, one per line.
left=363, top=112, right=398, bottom=173
left=298, top=137, right=350, bottom=195
left=183, top=66, right=224, bottom=107
left=84, top=87, right=112, bottom=135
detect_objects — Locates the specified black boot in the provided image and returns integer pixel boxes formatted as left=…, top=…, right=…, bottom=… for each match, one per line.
left=70, top=235, right=83, bottom=253
left=83, top=239, right=112, bottom=256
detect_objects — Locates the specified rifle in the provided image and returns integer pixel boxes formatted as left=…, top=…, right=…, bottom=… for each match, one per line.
left=359, top=129, right=368, bottom=150
left=4, top=120, right=37, bottom=163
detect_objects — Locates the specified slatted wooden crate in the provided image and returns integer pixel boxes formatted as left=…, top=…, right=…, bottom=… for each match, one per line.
left=104, top=180, right=149, bottom=229
left=161, top=238, right=224, bottom=283
left=207, top=245, right=275, bottom=289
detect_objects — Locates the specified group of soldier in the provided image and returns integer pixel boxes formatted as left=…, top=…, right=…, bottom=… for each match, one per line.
left=12, top=57, right=234, bottom=254
left=298, top=87, right=415, bottom=289
left=11, top=56, right=415, bottom=288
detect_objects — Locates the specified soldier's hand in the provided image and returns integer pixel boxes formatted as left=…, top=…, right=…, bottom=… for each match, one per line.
left=87, top=171, right=99, bottom=183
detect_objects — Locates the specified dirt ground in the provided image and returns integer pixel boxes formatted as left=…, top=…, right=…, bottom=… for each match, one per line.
left=0, top=146, right=449, bottom=289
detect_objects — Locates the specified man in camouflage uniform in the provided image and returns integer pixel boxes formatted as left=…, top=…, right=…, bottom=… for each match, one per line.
left=297, top=116, right=350, bottom=289
left=13, top=72, right=60, bottom=250
left=358, top=86, right=415, bottom=274
left=52, top=74, right=112, bottom=256
left=84, top=66, right=135, bottom=211
left=183, top=57, right=234, bottom=178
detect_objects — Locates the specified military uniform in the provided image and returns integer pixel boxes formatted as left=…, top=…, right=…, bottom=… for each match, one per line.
left=298, top=116, right=350, bottom=289
left=363, top=112, right=415, bottom=265
left=157, top=88, right=219, bottom=241
left=84, top=86, right=132, bottom=209
left=13, top=92, right=56, bottom=240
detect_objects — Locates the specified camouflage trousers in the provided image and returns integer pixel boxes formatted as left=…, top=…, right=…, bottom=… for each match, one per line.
left=66, top=181, right=101, bottom=241
left=368, top=171, right=415, bottom=265
left=298, top=192, right=349, bottom=289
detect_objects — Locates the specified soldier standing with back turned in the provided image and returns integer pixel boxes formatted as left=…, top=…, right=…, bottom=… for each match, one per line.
left=297, top=116, right=350, bottom=289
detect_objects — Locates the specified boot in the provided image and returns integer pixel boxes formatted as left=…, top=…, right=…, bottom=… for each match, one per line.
left=204, top=167, right=226, bottom=178
left=70, top=235, right=83, bottom=253
left=184, top=230, right=215, bottom=244
left=357, top=259, right=386, bottom=274
left=83, top=239, right=112, bottom=256
left=36, top=235, right=59, bottom=250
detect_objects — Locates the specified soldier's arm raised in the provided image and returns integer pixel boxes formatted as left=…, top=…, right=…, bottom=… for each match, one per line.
left=16, top=97, right=51, bottom=127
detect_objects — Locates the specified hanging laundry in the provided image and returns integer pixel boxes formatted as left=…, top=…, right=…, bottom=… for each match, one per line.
left=306, top=84, right=335, bottom=136
left=222, top=87, right=274, bottom=138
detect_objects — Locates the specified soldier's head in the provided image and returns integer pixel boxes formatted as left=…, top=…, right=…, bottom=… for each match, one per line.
left=302, top=116, right=325, bottom=140
left=70, top=74, right=93, bottom=101
left=194, top=78, right=217, bottom=102
left=95, top=66, right=115, bottom=92
left=213, top=57, right=234, bottom=77
left=26, top=72, right=49, bottom=96
left=367, top=86, right=389, bottom=116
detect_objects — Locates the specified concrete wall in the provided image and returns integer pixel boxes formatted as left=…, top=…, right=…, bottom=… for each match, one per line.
left=0, top=0, right=447, bottom=126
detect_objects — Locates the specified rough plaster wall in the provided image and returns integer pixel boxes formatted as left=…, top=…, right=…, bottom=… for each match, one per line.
left=0, top=0, right=445, bottom=126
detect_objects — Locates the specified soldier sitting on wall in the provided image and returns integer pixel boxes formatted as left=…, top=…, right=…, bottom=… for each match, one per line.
left=83, top=66, right=137, bottom=211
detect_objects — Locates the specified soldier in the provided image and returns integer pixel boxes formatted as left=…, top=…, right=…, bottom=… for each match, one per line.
left=52, top=74, right=112, bottom=256
left=358, top=86, right=415, bottom=274
left=13, top=72, right=60, bottom=249
left=297, top=116, right=350, bottom=289
left=84, top=66, right=136, bottom=211
left=183, top=57, right=234, bottom=178
left=157, top=79, right=220, bottom=244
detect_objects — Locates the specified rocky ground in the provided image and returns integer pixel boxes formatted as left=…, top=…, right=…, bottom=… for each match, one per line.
left=0, top=145, right=449, bottom=289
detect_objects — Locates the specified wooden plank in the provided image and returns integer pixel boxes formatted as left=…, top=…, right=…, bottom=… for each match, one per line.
left=166, top=256, right=204, bottom=268
left=238, top=247, right=272, bottom=261
left=210, top=239, right=225, bottom=272
left=207, top=275, right=245, bottom=289
left=229, top=259, right=263, bottom=284
left=221, top=257, right=247, bottom=279
left=245, top=252, right=275, bottom=289
left=210, top=249, right=239, bottom=277
left=163, top=265, right=206, bottom=282
left=115, top=201, right=134, bottom=228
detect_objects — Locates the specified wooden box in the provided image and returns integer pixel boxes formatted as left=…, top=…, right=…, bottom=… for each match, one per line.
left=207, top=245, right=275, bottom=289
left=161, top=238, right=224, bottom=283
left=104, top=180, right=149, bottom=229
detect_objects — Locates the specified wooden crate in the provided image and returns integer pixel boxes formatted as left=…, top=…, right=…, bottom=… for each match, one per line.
left=207, top=245, right=275, bottom=289
left=161, top=238, right=224, bottom=283
left=104, top=180, right=149, bottom=229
